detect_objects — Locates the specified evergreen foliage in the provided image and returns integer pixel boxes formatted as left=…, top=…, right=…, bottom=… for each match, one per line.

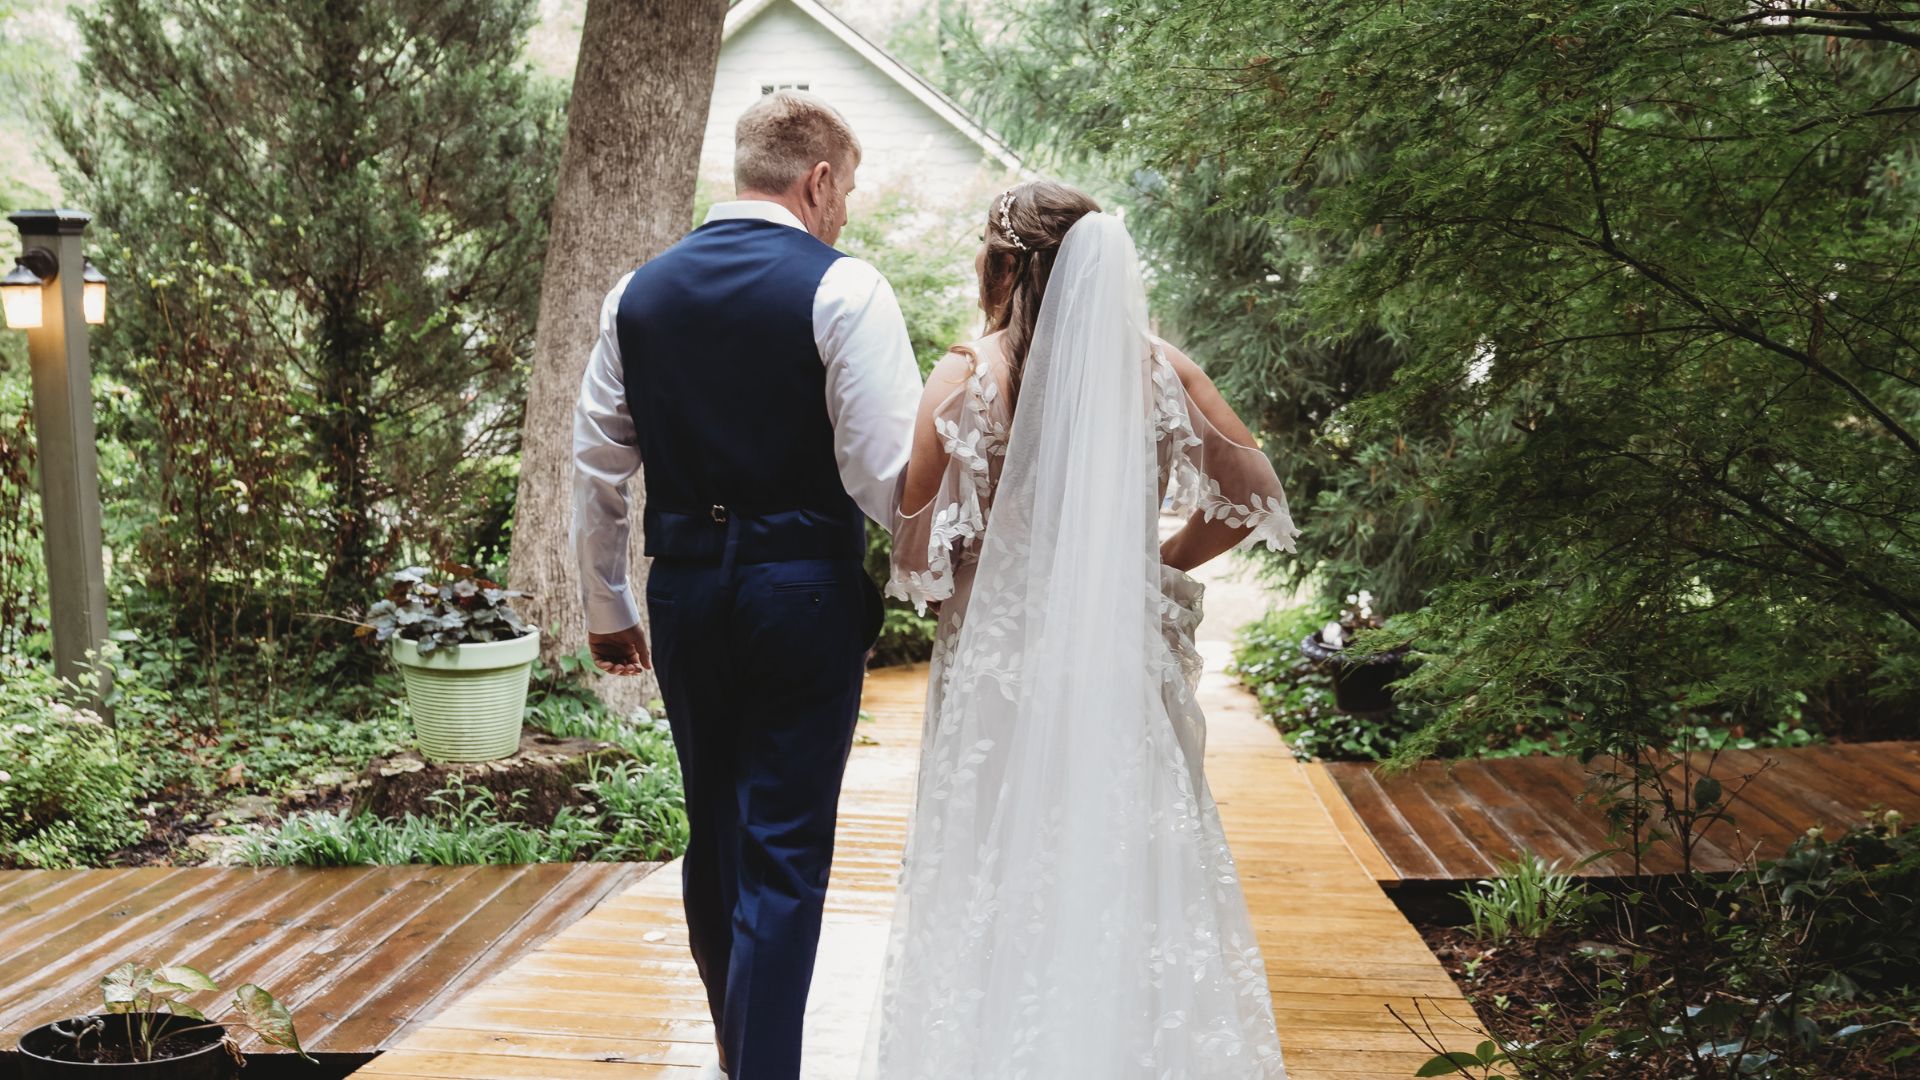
left=951, top=0, right=1920, bottom=752
left=49, top=0, right=564, bottom=625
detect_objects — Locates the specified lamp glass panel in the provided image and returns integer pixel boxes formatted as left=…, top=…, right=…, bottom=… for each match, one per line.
left=1, top=283, right=42, bottom=330
left=84, top=280, right=107, bottom=325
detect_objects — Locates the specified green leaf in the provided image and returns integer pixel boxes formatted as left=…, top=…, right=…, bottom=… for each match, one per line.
left=1417, top=1052, right=1484, bottom=1076
left=157, top=965, right=219, bottom=992
left=1693, top=776, right=1723, bottom=808
left=232, top=984, right=311, bottom=1061
left=101, top=962, right=151, bottom=1010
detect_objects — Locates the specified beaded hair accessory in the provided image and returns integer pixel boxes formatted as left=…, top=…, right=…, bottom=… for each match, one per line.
left=997, top=190, right=1029, bottom=252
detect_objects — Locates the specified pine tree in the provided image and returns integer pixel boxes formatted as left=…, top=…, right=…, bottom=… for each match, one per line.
left=54, top=0, right=563, bottom=617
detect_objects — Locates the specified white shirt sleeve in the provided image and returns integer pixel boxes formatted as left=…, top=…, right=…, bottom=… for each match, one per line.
left=814, top=257, right=923, bottom=529
left=570, top=271, right=644, bottom=635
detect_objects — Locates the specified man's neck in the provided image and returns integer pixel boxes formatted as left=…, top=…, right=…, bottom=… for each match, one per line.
left=736, top=190, right=812, bottom=235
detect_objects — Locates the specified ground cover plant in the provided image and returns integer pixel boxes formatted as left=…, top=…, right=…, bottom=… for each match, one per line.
left=1414, top=813, right=1920, bottom=1079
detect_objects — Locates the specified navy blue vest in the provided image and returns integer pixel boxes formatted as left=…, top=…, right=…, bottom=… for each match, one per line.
left=616, top=218, right=866, bottom=565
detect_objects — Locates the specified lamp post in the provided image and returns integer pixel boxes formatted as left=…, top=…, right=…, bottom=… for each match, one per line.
left=4, top=209, right=110, bottom=694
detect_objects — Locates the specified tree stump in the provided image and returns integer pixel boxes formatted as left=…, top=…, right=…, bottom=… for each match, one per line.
left=353, top=731, right=634, bottom=826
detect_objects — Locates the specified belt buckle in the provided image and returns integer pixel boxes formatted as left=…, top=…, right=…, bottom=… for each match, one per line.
left=710, top=504, right=729, bottom=525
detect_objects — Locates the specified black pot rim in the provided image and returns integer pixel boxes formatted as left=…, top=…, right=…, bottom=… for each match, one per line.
left=1300, top=631, right=1409, bottom=667
left=18, top=1014, right=229, bottom=1067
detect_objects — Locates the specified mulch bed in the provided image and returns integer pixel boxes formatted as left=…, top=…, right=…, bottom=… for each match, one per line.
left=1414, top=914, right=1919, bottom=1079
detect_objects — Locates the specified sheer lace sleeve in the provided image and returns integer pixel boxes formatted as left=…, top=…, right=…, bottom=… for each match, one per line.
left=887, top=348, right=1012, bottom=613
left=1153, top=344, right=1301, bottom=553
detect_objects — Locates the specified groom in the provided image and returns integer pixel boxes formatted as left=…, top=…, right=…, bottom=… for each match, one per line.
left=569, top=91, right=921, bottom=1079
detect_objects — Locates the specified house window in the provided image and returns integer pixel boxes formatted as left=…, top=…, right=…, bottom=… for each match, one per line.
left=761, top=82, right=810, bottom=94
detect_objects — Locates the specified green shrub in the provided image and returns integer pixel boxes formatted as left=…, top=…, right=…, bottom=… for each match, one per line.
left=0, top=654, right=144, bottom=867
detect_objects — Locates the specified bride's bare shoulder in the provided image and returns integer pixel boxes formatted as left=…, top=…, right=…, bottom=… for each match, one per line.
left=1152, top=337, right=1208, bottom=389
left=943, top=332, right=1012, bottom=384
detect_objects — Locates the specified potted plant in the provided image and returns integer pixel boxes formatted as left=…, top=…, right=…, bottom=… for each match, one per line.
left=17, top=962, right=309, bottom=1079
left=359, top=564, right=538, bottom=763
left=1298, top=590, right=1411, bottom=714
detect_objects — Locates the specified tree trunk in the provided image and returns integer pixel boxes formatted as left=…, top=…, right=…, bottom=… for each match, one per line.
left=508, top=0, right=726, bottom=710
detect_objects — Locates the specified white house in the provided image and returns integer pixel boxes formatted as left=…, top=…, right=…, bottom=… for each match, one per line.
left=700, top=0, right=1023, bottom=205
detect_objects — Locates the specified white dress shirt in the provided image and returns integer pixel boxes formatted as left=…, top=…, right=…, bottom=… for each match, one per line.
left=570, top=200, right=923, bottom=635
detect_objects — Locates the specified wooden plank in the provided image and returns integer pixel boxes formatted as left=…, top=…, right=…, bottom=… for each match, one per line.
left=0, top=868, right=284, bottom=1032
left=1482, top=755, right=1644, bottom=874
left=1302, top=763, right=1399, bottom=883
left=227, top=865, right=493, bottom=1051
left=1317, top=738, right=1920, bottom=884
left=293, top=865, right=575, bottom=1049
left=1444, top=760, right=1591, bottom=870
left=1738, top=748, right=1897, bottom=825
left=1408, top=763, right=1525, bottom=875
left=17, top=865, right=374, bottom=1038
left=386, top=864, right=643, bottom=1047
left=0, top=864, right=647, bottom=1057
left=1322, top=763, right=1451, bottom=879
left=350, top=650, right=1486, bottom=1077
left=1801, top=744, right=1920, bottom=802
left=0, top=867, right=198, bottom=962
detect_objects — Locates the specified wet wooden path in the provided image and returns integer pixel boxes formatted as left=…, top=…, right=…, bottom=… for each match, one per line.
left=352, top=563, right=1481, bottom=1078
left=0, top=862, right=643, bottom=1060
left=1324, top=742, right=1920, bottom=882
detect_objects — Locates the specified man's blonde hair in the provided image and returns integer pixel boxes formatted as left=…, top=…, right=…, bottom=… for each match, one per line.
left=734, top=90, right=862, bottom=194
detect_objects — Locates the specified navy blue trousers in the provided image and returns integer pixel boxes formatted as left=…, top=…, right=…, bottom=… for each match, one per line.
left=646, top=555, right=879, bottom=1079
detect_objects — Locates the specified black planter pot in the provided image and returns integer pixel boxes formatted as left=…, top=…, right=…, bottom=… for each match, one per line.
left=1300, top=631, right=1410, bottom=714
left=18, top=1015, right=233, bottom=1080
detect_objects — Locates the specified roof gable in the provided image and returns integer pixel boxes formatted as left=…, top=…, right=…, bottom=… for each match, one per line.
left=723, top=0, right=1025, bottom=173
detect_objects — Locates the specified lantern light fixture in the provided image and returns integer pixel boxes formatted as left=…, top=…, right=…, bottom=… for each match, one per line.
left=1, top=256, right=46, bottom=330
left=81, top=258, right=107, bottom=326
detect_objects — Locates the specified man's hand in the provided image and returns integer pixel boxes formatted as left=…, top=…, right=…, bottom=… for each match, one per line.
left=588, top=624, right=652, bottom=675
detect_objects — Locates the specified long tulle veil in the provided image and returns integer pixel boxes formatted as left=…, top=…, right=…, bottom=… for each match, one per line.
left=859, top=212, right=1286, bottom=1076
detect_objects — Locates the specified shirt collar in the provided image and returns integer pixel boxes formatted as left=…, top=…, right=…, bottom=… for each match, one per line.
left=703, top=199, right=808, bottom=233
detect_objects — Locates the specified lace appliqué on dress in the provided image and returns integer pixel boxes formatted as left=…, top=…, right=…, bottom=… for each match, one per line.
left=886, top=348, right=1010, bottom=614
left=1152, top=342, right=1301, bottom=556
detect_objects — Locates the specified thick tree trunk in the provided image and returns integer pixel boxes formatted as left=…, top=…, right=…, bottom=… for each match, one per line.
left=509, top=0, right=726, bottom=710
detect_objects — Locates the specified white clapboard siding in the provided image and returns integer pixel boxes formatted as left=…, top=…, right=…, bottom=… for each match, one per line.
left=700, top=0, right=1022, bottom=201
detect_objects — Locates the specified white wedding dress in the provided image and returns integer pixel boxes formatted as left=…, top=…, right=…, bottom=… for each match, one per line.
left=861, top=213, right=1299, bottom=1078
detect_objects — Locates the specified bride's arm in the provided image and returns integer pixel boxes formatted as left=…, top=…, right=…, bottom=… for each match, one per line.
left=898, top=350, right=973, bottom=516
left=1158, top=342, right=1291, bottom=572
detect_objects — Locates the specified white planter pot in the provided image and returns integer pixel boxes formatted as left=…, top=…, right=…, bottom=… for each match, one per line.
left=390, top=630, right=539, bottom=763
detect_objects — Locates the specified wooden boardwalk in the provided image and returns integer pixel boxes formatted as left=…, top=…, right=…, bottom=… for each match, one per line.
left=0, top=863, right=644, bottom=1059
left=1324, top=742, right=1920, bottom=882
left=354, top=593, right=1482, bottom=1078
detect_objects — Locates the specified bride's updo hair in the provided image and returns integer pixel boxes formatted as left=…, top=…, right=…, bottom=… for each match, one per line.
left=981, top=180, right=1102, bottom=388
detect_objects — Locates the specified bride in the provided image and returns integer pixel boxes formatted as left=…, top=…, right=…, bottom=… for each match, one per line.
left=861, top=181, right=1299, bottom=1077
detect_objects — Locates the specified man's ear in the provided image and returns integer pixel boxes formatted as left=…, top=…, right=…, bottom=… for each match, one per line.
left=806, top=160, right=833, bottom=206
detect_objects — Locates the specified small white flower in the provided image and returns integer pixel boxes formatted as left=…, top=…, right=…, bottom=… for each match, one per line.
left=0, top=770, right=11, bottom=783
left=12, top=723, right=33, bottom=735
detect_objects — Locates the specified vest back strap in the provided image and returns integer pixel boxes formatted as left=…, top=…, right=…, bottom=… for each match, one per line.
left=644, top=504, right=865, bottom=566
